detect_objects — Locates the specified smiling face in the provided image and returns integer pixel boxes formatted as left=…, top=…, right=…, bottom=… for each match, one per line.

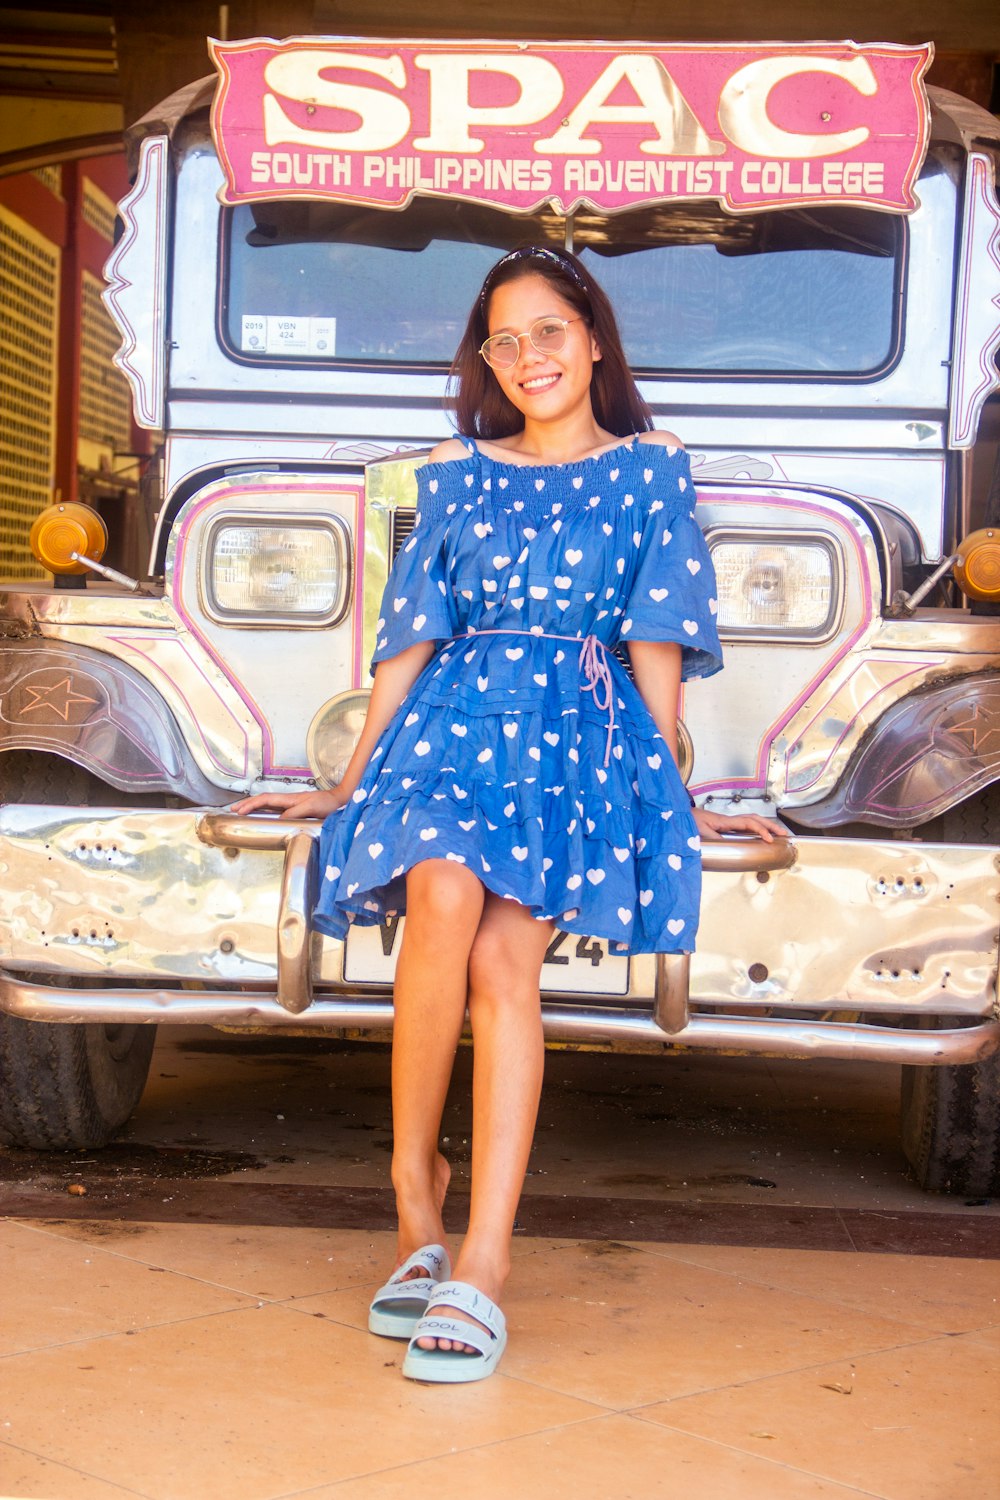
left=483, top=273, right=602, bottom=427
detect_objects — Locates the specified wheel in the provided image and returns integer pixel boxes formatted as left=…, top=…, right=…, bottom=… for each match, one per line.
left=900, top=1052, right=1000, bottom=1196
left=0, top=1014, right=156, bottom=1149
left=898, top=782, right=1000, bottom=1195
left=0, top=751, right=158, bottom=1149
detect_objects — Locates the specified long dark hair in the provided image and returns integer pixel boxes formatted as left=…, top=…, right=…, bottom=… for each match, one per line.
left=447, top=246, right=653, bottom=440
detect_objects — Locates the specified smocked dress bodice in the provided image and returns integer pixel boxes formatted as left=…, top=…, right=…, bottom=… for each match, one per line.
left=373, top=437, right=720, bottom=674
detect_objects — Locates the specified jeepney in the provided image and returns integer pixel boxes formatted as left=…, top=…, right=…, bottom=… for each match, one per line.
left=2, top=38, right=999, bottom=1194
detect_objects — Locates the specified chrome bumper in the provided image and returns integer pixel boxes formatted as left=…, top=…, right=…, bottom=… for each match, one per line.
left=2, top=969, right=997, bottom=1064
left=0, top=806, right=997, bottom=1065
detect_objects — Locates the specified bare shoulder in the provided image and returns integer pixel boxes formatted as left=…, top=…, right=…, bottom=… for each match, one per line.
left=637, top=429, right=685, bottom=449
left=426, top=436, right=470, bottom=465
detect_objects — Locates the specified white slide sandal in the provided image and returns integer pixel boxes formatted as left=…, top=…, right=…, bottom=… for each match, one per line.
left=402, top=1280, right=507, bottom=1384
left=367, top=1243, right=451, bottom=1339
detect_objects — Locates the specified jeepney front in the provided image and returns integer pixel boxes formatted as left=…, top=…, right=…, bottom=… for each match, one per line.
left=2, top=37, right=1000, bottom=1072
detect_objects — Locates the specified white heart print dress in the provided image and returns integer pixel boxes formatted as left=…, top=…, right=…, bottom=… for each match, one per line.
left=313, top=436, right=723, bottom=954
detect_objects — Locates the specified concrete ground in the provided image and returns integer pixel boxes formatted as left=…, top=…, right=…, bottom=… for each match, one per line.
left=1, top=1027, right=998, bottom=1500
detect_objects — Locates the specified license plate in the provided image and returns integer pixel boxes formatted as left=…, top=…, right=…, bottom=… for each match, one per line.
left=344, top=917, right=630, bottom=995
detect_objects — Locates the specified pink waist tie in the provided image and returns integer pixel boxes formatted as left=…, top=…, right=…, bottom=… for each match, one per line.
left=451, top=628, right=617, bottom=767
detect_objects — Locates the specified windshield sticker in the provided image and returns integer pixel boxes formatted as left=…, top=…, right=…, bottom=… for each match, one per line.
left=241, top=314, right=337, bottom=356
left=210, top=38, right=933, bottom=216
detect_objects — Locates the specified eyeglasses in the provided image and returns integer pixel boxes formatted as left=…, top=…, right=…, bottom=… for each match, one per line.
left=479, top=316, right=586, bottom=370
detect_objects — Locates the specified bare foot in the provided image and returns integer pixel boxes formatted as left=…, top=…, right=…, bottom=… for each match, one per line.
left=393, top=1150, right=452, bottom=1280
left=415, top=1251, right=508, bottom=1355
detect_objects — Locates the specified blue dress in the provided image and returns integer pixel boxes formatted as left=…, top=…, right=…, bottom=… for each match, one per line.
left=313, top=436, right=722, bottom=955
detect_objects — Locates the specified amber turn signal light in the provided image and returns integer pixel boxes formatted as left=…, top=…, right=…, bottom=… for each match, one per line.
left=29, top=502, right=108, bottom=576
left=953, top=528, right=1000, bottom=603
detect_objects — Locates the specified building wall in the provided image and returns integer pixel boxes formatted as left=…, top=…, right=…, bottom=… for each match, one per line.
left=0, top=153, right=147, bottom=580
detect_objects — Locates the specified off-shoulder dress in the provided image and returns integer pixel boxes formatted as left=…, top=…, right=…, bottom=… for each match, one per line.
left=312, top=436, right=723, bottom=954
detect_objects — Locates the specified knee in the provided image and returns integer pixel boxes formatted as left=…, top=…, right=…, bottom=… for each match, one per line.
left=468, top=925, right=534, bottom=1009
left=405, top=861, right=483, bottom=941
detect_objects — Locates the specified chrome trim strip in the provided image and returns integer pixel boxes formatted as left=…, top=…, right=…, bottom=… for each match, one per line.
left=102, top=136, right=168, bottom=430
left=654, top=952, right=690, bottom=1033
left=197, top=814, right=320, bottom=1014
left=196, top=814, right=798, bottom=874
left=277, top=828, right=319, bottom=1015
left=197, top=812, right=314, bottom=850
left=1, top=970, right=996, bottom=1065
left=698, top=838, right=797, bottom=873
left=949, top=152, right=1000, bottom=448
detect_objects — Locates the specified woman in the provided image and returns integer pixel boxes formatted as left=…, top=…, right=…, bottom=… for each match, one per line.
left=233, top=245, right=783, bottom=1383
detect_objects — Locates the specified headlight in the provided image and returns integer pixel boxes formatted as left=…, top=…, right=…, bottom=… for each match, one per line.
left=201, top=514, right=350, bottom=625
left=307, top=689, right=371, bottom=788
left=708, top=531, right=840, bottom=640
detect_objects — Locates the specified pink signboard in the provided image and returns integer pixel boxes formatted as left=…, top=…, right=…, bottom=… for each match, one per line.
left=209, top=38, right=932, bottom=216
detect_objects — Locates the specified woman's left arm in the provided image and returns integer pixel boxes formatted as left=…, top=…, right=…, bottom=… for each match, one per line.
left=628, top=639, right=786, bottom=844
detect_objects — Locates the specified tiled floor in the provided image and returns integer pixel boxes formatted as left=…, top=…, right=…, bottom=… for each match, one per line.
left=2, top=1221, right=998, bottom=1499
left=2, top=1032, right=998, bottom=1499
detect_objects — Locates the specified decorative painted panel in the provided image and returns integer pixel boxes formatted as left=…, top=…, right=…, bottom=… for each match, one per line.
left=102, top=135, right=168, bottom=430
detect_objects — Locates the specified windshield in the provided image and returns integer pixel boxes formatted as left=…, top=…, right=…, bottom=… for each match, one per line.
left=222, top=198, right=901, bottom=376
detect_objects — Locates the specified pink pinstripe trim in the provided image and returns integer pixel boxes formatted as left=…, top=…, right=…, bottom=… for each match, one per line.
left=952, top=155, right=1000, bottom=446
left=781, top=659, right=941, bottom=796
left=171, top=479, right=364, bottom=778
left=108, top=634, right=249, bottom=778
left=352, top=488, right=365, bottom=689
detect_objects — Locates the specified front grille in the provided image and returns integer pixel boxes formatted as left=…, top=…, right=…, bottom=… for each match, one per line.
left=389, top=506, right=417, bottom=562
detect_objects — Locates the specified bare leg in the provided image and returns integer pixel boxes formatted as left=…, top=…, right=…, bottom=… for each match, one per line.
left=416, top=891, right=553, bottom=1350
left=390, top=859, right=485, bottom=1276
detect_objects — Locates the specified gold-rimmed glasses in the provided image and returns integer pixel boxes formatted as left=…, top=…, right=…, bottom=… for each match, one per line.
left=480, top=316, right=586, bottom=370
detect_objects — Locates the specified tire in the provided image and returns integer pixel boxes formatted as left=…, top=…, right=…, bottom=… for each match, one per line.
left=898, top=782, right=1000, bottom=1195
left=0, top=1014, right=156, bottom=1149
left=940, top=781, right=1000, bottom=844
left=900, top=1052, right=1000, bottom=1196
left=1, top=751, right=158, bottom=1149
left=0, top=749, right=165, bottom=808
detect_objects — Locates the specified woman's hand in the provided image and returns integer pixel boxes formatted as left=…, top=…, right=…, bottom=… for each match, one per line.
left=229, top=784, right=350, bottom=820
left=693, top=807, right=788, bottom=844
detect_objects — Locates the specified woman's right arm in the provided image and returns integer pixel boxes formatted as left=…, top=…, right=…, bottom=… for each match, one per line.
left=231, top=639, right=435, bottom=818
left=233, top=445, right=469, bottom=819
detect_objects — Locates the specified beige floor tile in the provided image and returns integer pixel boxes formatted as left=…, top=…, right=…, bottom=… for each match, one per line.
left=631, top=1243, right=1000, bottom=1335
left=644, top=1331, right=1000, bottom=1500
left=358, top=1239, right=928, bottom=1411
left=16, top=1219, right=387, bottom=1304
left=19, top=1222, right=554, bottom=1312
left=1, top=1304, right=601, bottom=1500
left=0, top=1221, right=256, bottom=1358
left=0, top=1443, right=143, bottom=1499
left=299, top=1413, right=873, bottom=1500
left=964, top=1323, right=1000, bottom=1352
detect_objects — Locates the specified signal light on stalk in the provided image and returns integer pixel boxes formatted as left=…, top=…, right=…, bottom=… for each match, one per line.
left=30, top=502, right=108, bottom=576
left=953, top=528, right=1000, bottom=603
